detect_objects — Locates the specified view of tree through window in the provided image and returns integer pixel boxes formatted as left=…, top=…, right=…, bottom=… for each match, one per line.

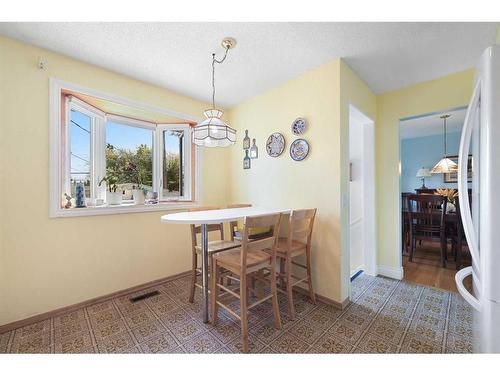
left=106, top=122, right=153, bottom=193
left=70, top=109, right=91, bottom=197
left=162, top=130, right=184, bottom=198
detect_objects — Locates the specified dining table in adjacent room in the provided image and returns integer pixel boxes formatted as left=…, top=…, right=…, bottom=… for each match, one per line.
left=161, top=206, right=291, bottom=323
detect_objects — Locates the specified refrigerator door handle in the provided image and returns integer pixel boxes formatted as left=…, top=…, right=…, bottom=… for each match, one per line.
left=458, top=79, right=481, bottom=269
left=455, top=266, right=481, bottom=311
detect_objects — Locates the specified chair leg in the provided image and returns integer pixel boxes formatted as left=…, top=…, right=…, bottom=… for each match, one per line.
left=211, top=262, right=219, bottom=326
left=409, top=234, right=414, bottom=262
left=285, top=254, right=295, bottom=320
left=270, top=259, right=282, bottom=330
left=279, top=258, right=285, bottom=290
left=440, top=237, right=446, bottom=268
left=240, top=274, right=249, bottom=353
left=305, top=249, right=316, bottom=304
left=189, top=251, right=197, bottom=303
left=456, top=236, right=462, bottom=270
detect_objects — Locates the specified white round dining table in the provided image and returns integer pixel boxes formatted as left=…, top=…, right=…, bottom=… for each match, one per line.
left=161, top=206, right=291, bottom=323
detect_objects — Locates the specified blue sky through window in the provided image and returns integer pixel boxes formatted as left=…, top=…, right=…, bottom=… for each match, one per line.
left=70, top=110, right=91, bottom=182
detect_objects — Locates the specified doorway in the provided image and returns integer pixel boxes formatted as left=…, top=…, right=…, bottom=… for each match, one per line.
left=399, top=107, right=471, bottom=292
left=349, top=105, right=376, bottom=280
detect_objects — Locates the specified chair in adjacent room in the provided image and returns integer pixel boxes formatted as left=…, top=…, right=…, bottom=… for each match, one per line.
left=407, top=194, right=448, bottom=267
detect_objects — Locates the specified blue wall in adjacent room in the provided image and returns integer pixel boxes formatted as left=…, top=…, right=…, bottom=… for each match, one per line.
left=400, top=132, right=462, bottom=193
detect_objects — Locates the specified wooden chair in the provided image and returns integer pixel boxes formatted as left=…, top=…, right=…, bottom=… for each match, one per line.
left=407, top=194, right=448, bottom=267
left=227, top=204, right=272, bottom=241
left=401, top=192, right=412, bottom=253
left=188, top=206, right=241, bottom=303
left=227, top=204, right=252, bottom=241
left=211, top=213, right=282, bottom=353
left=272, top=208, right=317, bottom=320
left=450, top=199, right=469, bottom=270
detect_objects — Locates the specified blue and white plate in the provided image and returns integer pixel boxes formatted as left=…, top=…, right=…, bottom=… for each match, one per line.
left=266, top=133, right=285, bottom=157
left=291, top=118, right=307, bottom=135
left=290, top=139, right=310, bottom=161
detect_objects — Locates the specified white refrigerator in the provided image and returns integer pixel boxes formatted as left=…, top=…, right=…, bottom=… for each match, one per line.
left=455, top=44, right=500, bottom=353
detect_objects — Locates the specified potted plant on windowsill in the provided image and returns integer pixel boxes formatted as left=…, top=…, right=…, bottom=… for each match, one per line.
left=98, top=175, right=122, bottom=205
left=127, top=161, right=146, bottom=205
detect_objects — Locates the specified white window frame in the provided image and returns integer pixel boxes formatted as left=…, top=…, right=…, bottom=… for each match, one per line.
left=105, top=114, right=157, bottom=203
left=157, top=124, right=193, bottom=202
left=49, top=78, right=202, bottom=218
left=66, top=96, right=106, bottom=202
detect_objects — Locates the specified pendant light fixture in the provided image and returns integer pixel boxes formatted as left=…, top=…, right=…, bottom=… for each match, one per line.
left=431, top=114, right=458, bottom=174
left=192, top=38, right=237, bottom=148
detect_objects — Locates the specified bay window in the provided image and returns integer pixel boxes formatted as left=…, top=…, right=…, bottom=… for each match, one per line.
left=50, top=79, right=198, bottom=217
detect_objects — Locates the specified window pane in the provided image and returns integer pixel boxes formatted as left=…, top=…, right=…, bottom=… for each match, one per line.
left=106, top=121, right=153, bottom=198
left=70, top=109, right=91, bottom=198
left=163, top=130, right=184, bottom=198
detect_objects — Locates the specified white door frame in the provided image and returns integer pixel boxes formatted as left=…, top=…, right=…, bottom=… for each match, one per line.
left=349, top=105, right=377, bottom=279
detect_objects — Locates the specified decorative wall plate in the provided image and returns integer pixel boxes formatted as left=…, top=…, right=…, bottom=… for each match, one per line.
left=290, top=139, right=310, bottom=161
left=266, top=133, right=285, bottom=157
left=291, top=118, right=307, bottom=135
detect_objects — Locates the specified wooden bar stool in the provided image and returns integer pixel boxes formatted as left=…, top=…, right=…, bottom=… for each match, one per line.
left=227, top=204, right=272, bottom=241
left=211, top=213, right=283, bottom=353
left=273, top=208, right=317, bottom=320
left=188, top=206, right=241, bottom=303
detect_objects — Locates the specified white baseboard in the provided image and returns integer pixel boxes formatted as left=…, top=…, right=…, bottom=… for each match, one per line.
left=350, top=264, right=365, bottom=278
left=377, top=265, right=404, bottom=280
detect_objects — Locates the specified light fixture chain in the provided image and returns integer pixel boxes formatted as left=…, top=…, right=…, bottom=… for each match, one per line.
left=444, top=115, right=447, bottom=157
left=211, top=46, right=230, bottom=109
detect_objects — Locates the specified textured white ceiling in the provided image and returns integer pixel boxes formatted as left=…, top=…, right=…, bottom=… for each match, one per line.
left=400, top=108, right=466, bottom=139
left=0, top=23, right=496, bottom=107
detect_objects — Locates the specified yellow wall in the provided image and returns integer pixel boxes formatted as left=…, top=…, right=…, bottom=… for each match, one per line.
left=228, top=61, right=343, bottom=302
left=339, top=61, right=377, bottom=297
left=375, top=69, right=474, bottom=270
left=227, top=59, right=375, bottom=303
left=0, top=36, right=230, bottom=325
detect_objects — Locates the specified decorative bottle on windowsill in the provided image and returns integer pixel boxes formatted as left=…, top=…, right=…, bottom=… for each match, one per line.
left=75, top=181, right=86, bottom=208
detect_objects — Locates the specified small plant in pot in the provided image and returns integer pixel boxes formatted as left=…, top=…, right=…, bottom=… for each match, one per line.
left=127, top=161, right=146, bottom=205
left=98, top=175, right=123, bottom=205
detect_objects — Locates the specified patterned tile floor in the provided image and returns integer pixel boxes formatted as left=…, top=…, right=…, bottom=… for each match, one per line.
left=0, top=274, right=475, bottom=353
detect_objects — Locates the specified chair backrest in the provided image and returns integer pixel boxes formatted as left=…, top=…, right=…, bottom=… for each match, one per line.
left=189, top=206, right=224, bottom=248
left=401, top=192, right=412, bottom=211
left=287, top=209, right=317, bottom=248
left=227, top=204, right=252, bottom=241
left=240, top=213, right=282, bottom=270
left=407, top=194, right=447, bottom=238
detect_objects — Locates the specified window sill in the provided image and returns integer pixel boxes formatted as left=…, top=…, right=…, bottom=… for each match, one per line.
left=50, top=201, right=199, bottom=218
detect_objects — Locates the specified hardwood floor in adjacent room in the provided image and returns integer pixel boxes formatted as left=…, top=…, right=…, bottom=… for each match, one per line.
left=403, top=242, right=472, bottom=293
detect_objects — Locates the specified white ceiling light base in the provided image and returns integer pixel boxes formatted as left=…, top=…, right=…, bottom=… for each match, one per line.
left=221, top=37, right=237, bottom=50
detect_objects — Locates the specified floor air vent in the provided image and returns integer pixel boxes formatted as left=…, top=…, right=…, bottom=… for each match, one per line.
left=129, top=290, right=160, bottom=303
